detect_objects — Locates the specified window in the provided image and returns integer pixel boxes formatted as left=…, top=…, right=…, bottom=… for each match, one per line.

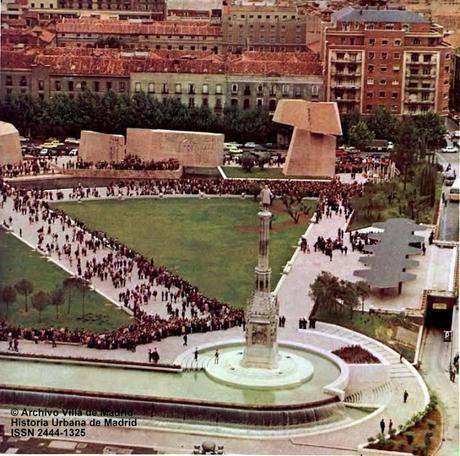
left=119, top=81, right=126, bottom=92
left=382, top=40, right=388, bottom=45
left=270, top=84, right=277, bottom=96
left=20, top=76, right=27, bottom=87
left=68, top=81, right=74, bottom=91
left=202, top=98, right=208, bottom=107
left=231, top=98, right=238, bottom=106
left=202, top=84, right=209, bottom=94
left=189, top=84, right=195, bottom=94
left=188, top=98, right=195, bottom=108
left=231, top=84, right=238, bottom=93
left=379, top=91, right=385, bottom=98
left=106, top=81, right=112, bottom=91
left=244, top=85, right=251, bottom=96
left=414, top=38, right=421, bottom=45
left=148, top=82, right=155, bottom=93
left=243, top=99, right=250, bottom=110
left=369, top=38, right=375, bottom=45
left=394, top=53, right=400, bottom=59
left=394, top=39, right=401, bottom=46
left=367, top=92, right=373, bottom=98
left=282, top=84, right=289, bottom=95
left=6, top=75, right=12, bottom=86
left=175, top=83, right=182, bottom=94
left=93, top=81, right=99, bottom=92
left=215, top=98, right=222, bottom=110
left=381, top=66, right=387, bottom=72
left=135, top=82, right=141, bottom=93
left=55, top=80, right=61, bottom=91
left=257, top=98, right=263, bottom=108
left=311, top=85, right=319, bottom=97
left=368, top=65, right=374, bottom=72
left=380, top=80, right=386, bottom=85
left=216, top=84, right=222, bottom=95
left=391, top=92, right=398, bottom=99
left=38, top=80, right=44, bottom=91
left=367, top=79, right=374, bottom=85
left=269, top=99, right=277, bottom=111
left=368, top=52, right=375, bottom=60
left=382, top=53, right=387, bottom=60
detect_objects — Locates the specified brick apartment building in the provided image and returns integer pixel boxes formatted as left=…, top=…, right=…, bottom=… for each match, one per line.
left=325, top=6, right=452, bottom=115
left=0, top=47, right=324, bottom=113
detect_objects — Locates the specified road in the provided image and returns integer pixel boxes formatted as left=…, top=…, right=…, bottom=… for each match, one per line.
left=436, top=118, right=460, bottom=242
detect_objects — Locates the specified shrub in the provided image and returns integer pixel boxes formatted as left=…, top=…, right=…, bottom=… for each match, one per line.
left=405, top=431, right=416, bottom=444
left=389, top=427, right=397, bottom=436
left=367, top=436, right=375, bottom=443
left=398, top=442, right=406, bottom=451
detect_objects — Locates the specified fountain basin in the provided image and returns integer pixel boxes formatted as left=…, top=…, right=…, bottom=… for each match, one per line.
left=205, top=349, right=314, bottom=390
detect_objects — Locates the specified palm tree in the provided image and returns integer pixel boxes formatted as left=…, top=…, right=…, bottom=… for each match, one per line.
left=15, top=279, right=33, bottom=313
left=309, top=272, right=343, bottom=317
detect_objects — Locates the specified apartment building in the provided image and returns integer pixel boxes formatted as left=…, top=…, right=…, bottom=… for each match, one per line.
left=55, top=19, right=223, bottom=52
left=221, top=0, right=310, bottom=53
left=325, top=6, right=452, bottom=115
left=1, top=47, right=323, bottom=113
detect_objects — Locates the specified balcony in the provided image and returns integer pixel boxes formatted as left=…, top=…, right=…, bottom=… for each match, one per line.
left=334, top=97, right=360, bottom=103
left=331, top=70, right=361, bottom=77
left=405, top=98, right=435, bottom=104
left=406, top=72, right=436, bottom=79
left=331, top=56, right=362, bottom=63
left=331, top=83, right=359, bottom=89
left=406, top=59, right=435, bottom=66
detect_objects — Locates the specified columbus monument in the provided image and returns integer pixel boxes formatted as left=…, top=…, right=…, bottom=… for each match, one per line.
left=241, top=186, right=279, bottom=369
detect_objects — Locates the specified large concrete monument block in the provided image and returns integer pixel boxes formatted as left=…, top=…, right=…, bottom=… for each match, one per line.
left=0, top=122, right=22, bottom=166
left=273, top=100, right=342, bottom=178
left=126, top=129, right=223, bottom=167
left=79, top=131, right=126, bottom=163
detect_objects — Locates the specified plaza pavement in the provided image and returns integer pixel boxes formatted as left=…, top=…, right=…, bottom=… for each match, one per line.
left=0, top=183, right=437, bottom=453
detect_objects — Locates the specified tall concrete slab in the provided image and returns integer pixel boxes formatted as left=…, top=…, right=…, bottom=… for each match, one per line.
left=0, top=122, right=22, bottom=166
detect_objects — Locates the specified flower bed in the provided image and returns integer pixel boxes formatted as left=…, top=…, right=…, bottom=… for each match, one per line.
left=332, top=345, right=380, bottom=364
left=367, top=396, right=442, bottom=456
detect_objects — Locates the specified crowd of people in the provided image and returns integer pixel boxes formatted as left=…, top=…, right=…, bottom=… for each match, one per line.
left=0, top=160, right=54, bottom=178
left=0, top=174, right=363, bottom=353
left=68, top=156, right=180, bottom=171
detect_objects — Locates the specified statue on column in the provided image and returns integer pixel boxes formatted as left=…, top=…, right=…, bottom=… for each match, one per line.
left=259, top=185, right=273, bottom=209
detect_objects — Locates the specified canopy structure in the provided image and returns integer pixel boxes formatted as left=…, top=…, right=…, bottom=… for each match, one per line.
left=353, top=218, right=428, bottom=293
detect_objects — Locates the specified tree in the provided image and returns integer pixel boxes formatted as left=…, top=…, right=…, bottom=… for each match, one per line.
left=257, top=153, right=271, bottom=170
left=281, top=194, right=311, bottom=224
left=241, top=153, right=255, bottom=172
left=63, top=276, right=80, bottom=314
left=31, top=291, right=49, bottom=322
left=309, top=272, right=343, bottom=317
left=348, top=120, right=375, bottom=150
left=393, top=119, right=419, bottom=192
left=50, top=287, right=65, bottom=319
left=418, top=163, right=437, bottom=207
left=366, top=107, right=397, bottom=141
left=339, top=280, right=360, bottom=320
left=1, top=286, right=17, bottom=318
left=340, top=109, right=361, bottom=145
left=74, top=278, right=91, bottom=318
left=355, top=281, right=371, bottom=314
left=14, top=279, right=33, bottom=313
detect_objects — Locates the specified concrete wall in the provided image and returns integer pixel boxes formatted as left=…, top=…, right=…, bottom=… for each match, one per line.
left=126, top=129, right=224, bottom=167
left=345, top=363, right=391, bottom=395
left=283, top=130, right=336, bottom=178
left=0, top=122, right=22, bottom=165
left=79, top=131, right=126, bottom=163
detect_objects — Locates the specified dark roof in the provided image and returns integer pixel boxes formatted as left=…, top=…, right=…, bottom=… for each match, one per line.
left=333, top=6, right=430, bottom=24
left=353, top=218, right=428, bottom=289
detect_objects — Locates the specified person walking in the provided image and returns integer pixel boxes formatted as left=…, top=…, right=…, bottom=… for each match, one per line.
left=380, top=418, right=385, bottom=434
left=389, top=419, right=393, bottom=432
left=148, top=348, right=152, bottom=363
left=403, top=390, right=409, bottom=403
left=194, top=347, right=199, bottom=365
left=152, top=348, right=160, bottom=364
left=214, top=349, right=219, bottom=364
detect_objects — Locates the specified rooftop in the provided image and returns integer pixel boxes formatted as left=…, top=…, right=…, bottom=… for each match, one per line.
left=0, top=47, right=322, bottom=77
left=56, top=19, right=222, bottom=36
left=333, top=6, right=430, bottom=23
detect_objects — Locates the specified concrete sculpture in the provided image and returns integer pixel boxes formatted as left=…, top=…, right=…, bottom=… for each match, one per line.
left=0, top=122, right=22, bottom=165
left=273, top=100, right=342, bottom=178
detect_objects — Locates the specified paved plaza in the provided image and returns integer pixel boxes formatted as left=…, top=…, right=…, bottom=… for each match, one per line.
left=0, top=179, right=449, bottom=453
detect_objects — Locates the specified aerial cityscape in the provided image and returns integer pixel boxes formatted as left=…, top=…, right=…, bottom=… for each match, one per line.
left=0, top=0, right=459, bottom=454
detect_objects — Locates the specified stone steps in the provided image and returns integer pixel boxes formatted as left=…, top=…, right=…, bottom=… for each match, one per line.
left=344, top=382, right=393, bottom=406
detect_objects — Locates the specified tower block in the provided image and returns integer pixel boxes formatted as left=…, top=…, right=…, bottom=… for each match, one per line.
left=241, top=209, right=279, bottom=369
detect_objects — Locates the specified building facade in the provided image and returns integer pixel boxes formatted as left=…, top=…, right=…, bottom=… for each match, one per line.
left=1, top=47, right=323, bottom=114
left=324, top=6, right=452, bottom=115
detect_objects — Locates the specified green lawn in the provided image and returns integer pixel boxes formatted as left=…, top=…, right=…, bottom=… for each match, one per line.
left=52, top=198, right=313, bottom=308
left=221, top=167, right=331, bottom=180
left=0, top=229, right=131, bottom=331
left=316, top=308, right=418, bottom=362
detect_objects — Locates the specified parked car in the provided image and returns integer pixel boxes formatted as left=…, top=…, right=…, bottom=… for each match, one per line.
left=244, top=142, right=257, bottom=148
left=65, top=137, right=80, bottom=145
left=442, top=146, right=459, bottom=153
left=39, top=148, right=49, bottom=156
left=69, top=148, right=78, bottom=156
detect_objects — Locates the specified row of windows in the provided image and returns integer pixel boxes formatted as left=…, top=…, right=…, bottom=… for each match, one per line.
left=229, top=14, right=297, bottom=21
left=133, top=82, right=320, bottom=96
left=368, top=52, right=400, bottom=60
left=368, top=38, right=402, bottom=46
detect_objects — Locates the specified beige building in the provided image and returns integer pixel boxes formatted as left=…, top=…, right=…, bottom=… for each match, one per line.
left=0, top=122, right=22, bottom=165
